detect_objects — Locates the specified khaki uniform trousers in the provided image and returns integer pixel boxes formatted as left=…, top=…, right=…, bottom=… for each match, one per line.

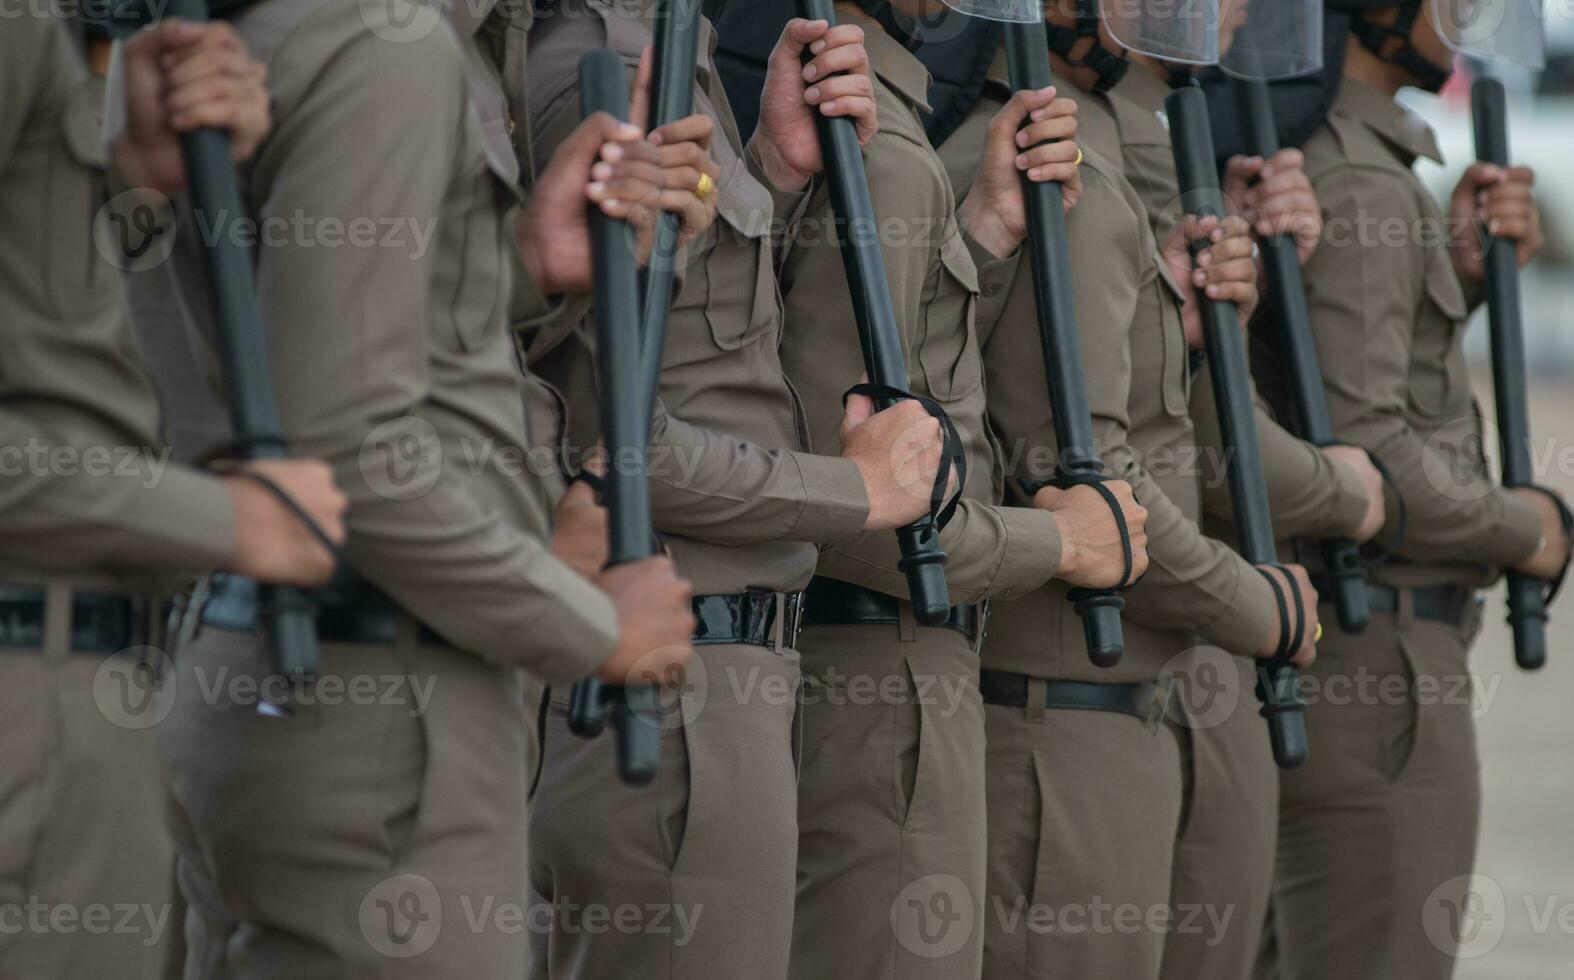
left=528, top=641, right=801, bottom=980
left=790, top=619, right=987, bottom=980
left=982, top=693, right=1183, bottom=980
left=0, top=629, right=173, bottom=980
left=1262, top=597, right=1483, bottom=980
left=1160, top=652, right=1279, bottom=980
left=159, top=625, right=531, bottom=979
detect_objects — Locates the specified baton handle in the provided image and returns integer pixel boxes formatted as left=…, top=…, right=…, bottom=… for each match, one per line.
left=1473, top=78, right=1548, bottom=672
left=1170, top=85, right=1307, bottom=769
left=796, top=0, right=950, bottom=626
left=639, top=0, right=704, bottom=425
left=162, top=0, right=320, bottom=682
left=570, top=50, right=663, bottom=784
left=1234, top=77, right=1371, bottom=636
left=1005, top=21, right=1125, bottom=667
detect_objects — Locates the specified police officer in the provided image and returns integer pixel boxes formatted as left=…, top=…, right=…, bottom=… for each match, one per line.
left=745, top=3, right=1150, bottom=977
left=0, top=14, right=348, bottom=980
left=1252, top=2, right=1569, bottom=977
left=520, top=7, right=952, bottom=978
left=1019, top=4, right=1393, bottom=975
left=110, top=0, right=708, bottom=973
left=933, top=5, right=1323, bottom=977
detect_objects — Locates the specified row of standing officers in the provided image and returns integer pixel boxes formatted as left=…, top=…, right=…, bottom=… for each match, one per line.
left=0, top=0, right=1568, bottom=978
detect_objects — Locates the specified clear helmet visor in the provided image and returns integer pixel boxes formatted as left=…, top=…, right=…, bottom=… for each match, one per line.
left=1218, top=0, right=1324, bottom=80
left=1100, top=0, right=1222, bottom=65
left=1431, top=0, right=1546, bottom=69
left=939, top=0, right=1043, bottom=23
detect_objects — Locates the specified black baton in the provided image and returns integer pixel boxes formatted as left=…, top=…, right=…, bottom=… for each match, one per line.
left=1168, top=84, right=1308, bottom=770
left=568, top=50, right=665, bottom=785
left=794, top=0, right=951, bottom=626
left=1233, top=76, right=1371, bottom=635
left=1472, top=77, right=1548, bottom=672
left=1003, top=23, right=1124, bottom=668
left=161, top=0, right=320, bottom=682
left=639, top=0, right=704, bottom=422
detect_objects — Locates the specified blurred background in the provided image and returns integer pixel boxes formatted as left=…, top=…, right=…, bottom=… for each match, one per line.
left=1399, top=4, right=1574, bottom=974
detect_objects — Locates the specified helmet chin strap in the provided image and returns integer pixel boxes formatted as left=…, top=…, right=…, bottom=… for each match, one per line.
left=1044, top=0, right=1130, bottom=93
left=1348, top=0, right=1451, bottom=93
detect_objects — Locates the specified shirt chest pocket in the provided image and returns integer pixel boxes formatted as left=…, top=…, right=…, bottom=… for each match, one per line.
left=1407, top=253, right=1469, bottom=417
left=45, top=91, right=119, bottom=322
left=915, top=230, right=984, bottom=403
left=697, top=160, right=777, bottom=352
left=1153, top=251, right=1192, bottom=418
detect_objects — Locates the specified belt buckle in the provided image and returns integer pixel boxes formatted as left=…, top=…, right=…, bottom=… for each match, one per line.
left=780, top=592, right=806, bottom=651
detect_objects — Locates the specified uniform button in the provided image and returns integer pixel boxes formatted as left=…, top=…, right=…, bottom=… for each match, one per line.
left=983, top=284, right=999, bottom=298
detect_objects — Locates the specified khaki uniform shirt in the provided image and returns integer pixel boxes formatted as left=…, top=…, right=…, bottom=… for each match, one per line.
left=1104, top=67, right=1371, bottom=544
left=778, top=9, right=1063, bottom=606
left=521, top=5, right=870, bottom=597
left=0, top=16, right=234, bottom=581
left=121, top=0, right=618, bottom=681
left=940, top=52, right=1279, bottom=675
left=1293, top=79, right=1542, bottom=587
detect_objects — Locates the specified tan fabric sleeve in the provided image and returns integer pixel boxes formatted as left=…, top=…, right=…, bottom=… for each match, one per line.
left=0, top=414, right=238, bottom=576
left=1304, top=168, right=1543, bottom=567
left=1191, top=372, right=1372, bottom=540
left=251, top=23, right=614, bottom=682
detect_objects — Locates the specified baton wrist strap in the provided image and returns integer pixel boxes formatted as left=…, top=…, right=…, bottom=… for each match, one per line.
left=1520, top=485, right=1573, bottom=605
left=1016, top=473, right=1141, bottom=596
left=843, top=382, right=968, bottom=531
left=238, top=470, right=349, bottom=575
left=1256, top=563, right=1306, bottom=670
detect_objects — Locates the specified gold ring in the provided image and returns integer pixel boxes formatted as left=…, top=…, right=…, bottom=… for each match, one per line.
left=1314, top=623, right=1324, bottom=644
left=695, top=172, right=716, bottom=199
left=1072, top=145, right=1084, bottom=167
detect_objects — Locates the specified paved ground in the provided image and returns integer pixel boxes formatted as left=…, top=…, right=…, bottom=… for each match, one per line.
left=1454, top=381, right=1574, bottom=979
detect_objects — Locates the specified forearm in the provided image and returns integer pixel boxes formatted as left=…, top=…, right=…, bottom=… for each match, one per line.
left=815, top=496, right=1063, bottom=604
left=646, top=408, right=869, bottom=546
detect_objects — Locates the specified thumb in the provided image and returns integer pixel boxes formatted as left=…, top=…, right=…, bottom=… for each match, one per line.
left=1031, top=483, right=1067, bottom=509
left=776, top=17, right=827, bottom=64
left=562, top=478, right=600, bottom=509
left=842, top=390, right=875, bottom=432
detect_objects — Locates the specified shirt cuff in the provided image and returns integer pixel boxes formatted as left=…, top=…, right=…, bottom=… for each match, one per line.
left=120, top=466, right=237, bottom=573
left=532, top=576, right=621, bottom=684
left=991, top=505, right=1064, bottom=598
left=962, top=228, right=1022, bottom=332
left=1198, top=558, right=1279, bottom=659
left=1478, top=487, right=1548, bottom=568
left=787, top=453, right=870, bottom=547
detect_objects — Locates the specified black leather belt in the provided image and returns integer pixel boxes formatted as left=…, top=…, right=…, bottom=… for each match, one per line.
left=692, top=590, right=802, bottom=649
left=979, top=670, right=1159, bottom=721
left=0, top=585, right=147, bottom=654
left=1315, top=579, right=1475, bottom=629
left=200, top=574, right=445, bottom=647
left=801, top=577, right=982, bottom=645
